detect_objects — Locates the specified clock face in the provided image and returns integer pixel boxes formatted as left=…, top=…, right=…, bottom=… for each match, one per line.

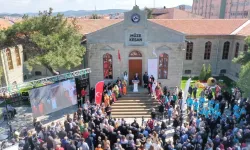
left=131, top=14, right=140, bottom=23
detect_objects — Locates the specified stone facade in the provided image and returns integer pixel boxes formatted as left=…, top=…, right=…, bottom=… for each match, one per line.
left=0, top=45, right=24, bottom=86
left=86, top=6, right=185, bottom=88
left=183, top=35, right=244, bottom=81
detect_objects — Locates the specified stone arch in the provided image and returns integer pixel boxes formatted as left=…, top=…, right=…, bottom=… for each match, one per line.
left=129, top=50, right=142, bottom=57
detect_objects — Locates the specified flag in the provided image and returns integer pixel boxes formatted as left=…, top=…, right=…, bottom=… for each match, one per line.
left=95, top=81, right=104, bottom=105
left=152, top=48, right=157, bottom=57
left=118, top=50, right=121, bottom=61
left=182, top=78, right=192, bottom=110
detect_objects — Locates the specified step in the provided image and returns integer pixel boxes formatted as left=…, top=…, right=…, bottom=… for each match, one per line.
left=111, top=105, right=159, bottom=109
left=112, top=114, right=151, bottom=118
left=115, top=100, right=159, bottom=104
left=112, top=108, right=151, bottom=112
left=117, top=99, right=155, bottom=102
left=123, top=94, right=149, bottom=97
left=119, top=97, right=150, bottom=100
left=112, top=111, right=151, bottom=115
left=112, top=102, right=160, bottom=106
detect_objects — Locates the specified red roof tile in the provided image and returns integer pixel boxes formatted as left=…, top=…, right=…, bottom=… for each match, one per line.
left=150, top=19, right=248, bottom=35
left=0, top=19, right=12, bottom=30
left=236, top=23, right=250, bottom=36
left=70, top=19, right=123, bottom=35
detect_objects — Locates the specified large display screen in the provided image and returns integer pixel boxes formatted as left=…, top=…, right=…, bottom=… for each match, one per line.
left=29, top=79, right=77, bottom=117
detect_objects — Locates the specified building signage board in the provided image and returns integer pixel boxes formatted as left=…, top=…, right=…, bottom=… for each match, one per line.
left=129, top=33, right=143, bottom=42
left=127, top=32, right=144, bottom=46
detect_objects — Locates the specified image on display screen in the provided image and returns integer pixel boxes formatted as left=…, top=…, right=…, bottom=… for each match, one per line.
left=29, top=79, right=77, bottom=117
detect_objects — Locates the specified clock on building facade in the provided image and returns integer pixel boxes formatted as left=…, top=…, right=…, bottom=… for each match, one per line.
left=131, top=13, right=140, bottom=23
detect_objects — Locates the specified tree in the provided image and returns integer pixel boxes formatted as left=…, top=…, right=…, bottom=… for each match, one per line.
left=206, top=64, right=212, bottom=80
left=0, top=8, right=86, bottom=75
left=90, top=14, right=101, bottom=19
left=145, top=7, right=153, bottom=19
left=199, top=64, right=206, bottom=81
left=0, top=66, right=3, bottom=86
left=233, top=37, right=250, bottom=98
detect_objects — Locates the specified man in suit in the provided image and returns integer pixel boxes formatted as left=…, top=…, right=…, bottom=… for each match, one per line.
left=143, top=72, right=149, bottom=88
left=134, top=73, right=140, bottom=81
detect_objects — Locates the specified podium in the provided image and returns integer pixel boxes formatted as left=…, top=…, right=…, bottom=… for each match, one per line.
left=132, top=80, right=139, bottom=92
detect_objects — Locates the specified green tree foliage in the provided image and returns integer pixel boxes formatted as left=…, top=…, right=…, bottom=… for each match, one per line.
left=199, top=64, right=206, bottom=81
left=206, top=64, right=212, bottom=80
left=0, top=66, right=3, bottom=86
left=145, top=7, right=153, bottom=19
left=233, top=37, right=250, bottom=97
left=90, top=14, right=101, bottom=19
left=0, top=8, right=86, bottom=75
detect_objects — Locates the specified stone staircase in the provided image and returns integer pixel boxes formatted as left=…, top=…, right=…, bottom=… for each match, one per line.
left=111, top=92, right=160, bottom=118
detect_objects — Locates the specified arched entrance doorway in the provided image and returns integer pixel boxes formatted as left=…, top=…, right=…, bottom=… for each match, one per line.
left=129, top=50, right=142, bottom=85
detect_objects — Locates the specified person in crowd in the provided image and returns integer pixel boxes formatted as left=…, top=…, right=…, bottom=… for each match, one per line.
left=122, top=80, right=127, bottom=96
left=104, top=93, right=110, bottom=108
left=14, top=82, right=250, bottom=150
left=148, top=78, right=153, bottom=96
left=89, top=87, right=95, bottom=104
left=118, top=80, right=123, bottom=96
left=143, top=72, right=149, bottom=88
left=123, top=71, right=128, bottom=83
left=193, top=86, right=197, bottom=99
left=77, top=94, right=82, bottom=108
left=81, top=88, right=87, bottom=104
left=188, top=85, right=193, bottom=96
left=134, top=73, right=140, bottom=81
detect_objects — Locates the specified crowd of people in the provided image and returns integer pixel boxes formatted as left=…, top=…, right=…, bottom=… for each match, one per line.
left=2, top=73, right=250, bottom=150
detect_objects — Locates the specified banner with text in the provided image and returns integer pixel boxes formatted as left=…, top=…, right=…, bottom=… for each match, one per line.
left=148, top=59, right=158, bottom=82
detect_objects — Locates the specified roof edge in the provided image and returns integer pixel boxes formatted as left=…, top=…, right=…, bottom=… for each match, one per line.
left=231, top=20, right=250, bottom=35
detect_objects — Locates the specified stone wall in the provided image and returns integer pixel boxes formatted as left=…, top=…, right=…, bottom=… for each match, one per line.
left=87, top=42, right=184, bottom=88
left=183, top=35, right=244, bottom=81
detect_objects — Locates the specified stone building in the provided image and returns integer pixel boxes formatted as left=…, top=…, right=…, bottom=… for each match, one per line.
left=1, top=7, right=250, bottom=88
left=86, top=6, right=186, bottom=87
left=81, top=6, right=250, bottom=87
left=0, top=45, right=24, bottom=86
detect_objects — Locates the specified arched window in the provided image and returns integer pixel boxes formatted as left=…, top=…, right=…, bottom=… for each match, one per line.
left=129, top=50, right=142, bottom=57
left=220, top=69, right=227, bottom=74
left=222, top=41, right=230, bottom=59
left=103, top=53, right=113, bottom=79
left=234, top=43, right=240, bottom=58
left=204, top=41, right=212, bottom=60
left=185, top=70, right=192, bottom=74
left=15, top=46, right=21, bottom=66
left=244, top=44, right=248, bottom=52
left=6, top=48, right=13, bottom=70
left=35, top=71, right=42, bottom=76
left=186, top=42, right=193, bottom=60
left=158, top=53, right=168, bottom=79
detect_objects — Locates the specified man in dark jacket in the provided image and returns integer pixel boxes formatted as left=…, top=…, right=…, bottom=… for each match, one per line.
left=86, top=135, right=94, bottom=150
left=47, top=135, right=56, bottom=149
left=143, top=72, right=148, bottom=88
left=188, top=85, right=193, bottom=96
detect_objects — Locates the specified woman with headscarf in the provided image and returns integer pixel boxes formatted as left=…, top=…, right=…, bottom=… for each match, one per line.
left=104, top=93, right=110, bottom=108
left=118, top=80, right=123, bottom=96
left=122, top=80, right=127, bottom=95
left=123, top=71, right=128, bottom=82
left=113, top=84, right=119, bottom=99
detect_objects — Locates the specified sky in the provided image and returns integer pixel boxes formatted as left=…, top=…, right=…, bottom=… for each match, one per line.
left=0, top=0, right=193, bottom=14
